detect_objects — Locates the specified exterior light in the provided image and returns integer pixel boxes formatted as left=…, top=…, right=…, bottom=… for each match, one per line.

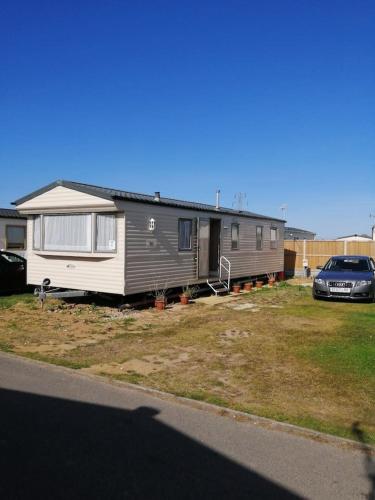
left=148, top=218, right=156, bottom=231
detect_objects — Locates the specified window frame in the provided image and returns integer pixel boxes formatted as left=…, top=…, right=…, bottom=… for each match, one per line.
left=33, top=215, right=41, bottom=250
left=32, top=212, right=118, bottom=254
left=256, top=225, right=263, bottom=251
left=231, top=223, right=239, bottom=250
left=5, top=224, right=26, bottom=250
left=178, top=218, right=193, bottom=251
left=94, top=213, right=117, bottom=254
left=270, top=227, right=278, bottom=249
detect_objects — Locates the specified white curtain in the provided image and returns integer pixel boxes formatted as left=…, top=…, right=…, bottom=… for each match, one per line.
left=44, top=214, right=92, bottom=251
left=33, top=216, right=41, bottom=249
left=96, top=214, right=116, bottom=251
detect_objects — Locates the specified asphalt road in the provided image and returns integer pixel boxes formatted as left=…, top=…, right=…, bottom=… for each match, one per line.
left=0, top=352, right=373, bottom=500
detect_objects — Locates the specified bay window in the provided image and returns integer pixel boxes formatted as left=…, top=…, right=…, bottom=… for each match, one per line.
left=44, top=214, right=92, bottom=251
left=33, top=213, right=117, bottom=253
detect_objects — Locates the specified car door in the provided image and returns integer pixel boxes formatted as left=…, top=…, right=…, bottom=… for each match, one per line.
left=0, top=253, right=26, bottom=292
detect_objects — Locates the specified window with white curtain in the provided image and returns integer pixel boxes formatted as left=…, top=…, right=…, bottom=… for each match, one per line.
left=178, top=219, right=192, bottom=250
left=33, top=216, right=41, bottom=250
left=96, top=214, right=116, bottom=252
left=43, top=214, right=92, bottom=252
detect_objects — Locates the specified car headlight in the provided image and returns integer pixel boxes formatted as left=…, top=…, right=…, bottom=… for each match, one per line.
left=355, top=280, right=372, bottom=286
left=314, top=278, right=325, bottom=285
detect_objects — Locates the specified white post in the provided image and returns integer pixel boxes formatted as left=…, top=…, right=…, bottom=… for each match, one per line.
left=344, top=240, right=347, bottom=255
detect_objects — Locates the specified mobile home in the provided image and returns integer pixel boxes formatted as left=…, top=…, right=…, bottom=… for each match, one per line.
left=14, top=180, right=285, bottom=296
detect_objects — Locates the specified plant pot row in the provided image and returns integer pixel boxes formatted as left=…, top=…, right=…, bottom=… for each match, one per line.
left=232, top=278, right=276, bottom=293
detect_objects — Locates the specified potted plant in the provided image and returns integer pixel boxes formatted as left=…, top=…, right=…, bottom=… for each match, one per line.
left=267, top=273, right=276, bottom=287
left=243, top=282, right=253, bottom=292
left=255, top=279, right=263, bottom=289
left=153, top=283, right=168, bottom=310
left=154, top=291, right=166, bottom=310
left=180, top=284, right=198, bottom=305
left=232, top=282, right=241, bottom=294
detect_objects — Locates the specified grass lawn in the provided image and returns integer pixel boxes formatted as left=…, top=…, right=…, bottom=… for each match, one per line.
left=0, top=285, right=374, bottom=444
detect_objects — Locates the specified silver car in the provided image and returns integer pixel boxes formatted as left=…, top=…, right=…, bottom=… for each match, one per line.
left=313, top=255, right=375, bottom=301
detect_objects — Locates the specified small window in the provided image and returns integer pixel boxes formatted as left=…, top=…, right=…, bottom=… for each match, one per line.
left=256, top=226, right=263, bottom=250
left=33, top=216, right=41, bottom=250
left=96, top=214, right=116, bottom=252
left=270, top=227, right=278, bottom=249
left=231, top=223, right=239, bottom=250
left=178, top=219, right=192, bottom=250
left=6, top=225, right=26, bottom=250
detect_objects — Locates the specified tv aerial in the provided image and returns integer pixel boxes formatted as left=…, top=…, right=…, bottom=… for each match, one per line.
left=280, top=204, right=288, bottom=220
left=233, top=192, right=248, bottom=211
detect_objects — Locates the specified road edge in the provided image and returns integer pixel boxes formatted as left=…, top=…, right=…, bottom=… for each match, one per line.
left=1, top=350, right=373, bottom=454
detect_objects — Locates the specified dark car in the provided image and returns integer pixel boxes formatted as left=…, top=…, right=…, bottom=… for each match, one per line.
left=313, top=255, right=375, bottom=301
left=0, top=251, right=27, bottom=294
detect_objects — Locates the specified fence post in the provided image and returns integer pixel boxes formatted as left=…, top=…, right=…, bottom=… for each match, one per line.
left=344, top=240, right=347, bottom=255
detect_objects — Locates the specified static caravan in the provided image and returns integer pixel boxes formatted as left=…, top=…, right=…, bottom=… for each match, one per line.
left=14, top=180, right=285, bottom=296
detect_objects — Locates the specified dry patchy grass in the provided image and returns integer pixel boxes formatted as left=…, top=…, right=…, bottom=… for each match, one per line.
left=0, top=286, right=374, bottom=443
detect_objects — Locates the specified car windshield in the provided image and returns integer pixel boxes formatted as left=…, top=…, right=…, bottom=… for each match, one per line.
left=324, top=258, right=370, bottom=272
left=1, top=253, right=24, bottom=263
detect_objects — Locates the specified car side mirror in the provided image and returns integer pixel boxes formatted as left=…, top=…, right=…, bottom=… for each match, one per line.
left=316, top=265, right=323, bottom=270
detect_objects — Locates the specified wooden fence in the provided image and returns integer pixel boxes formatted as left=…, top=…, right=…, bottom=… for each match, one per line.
left=284, top=240, right=375, bottom=275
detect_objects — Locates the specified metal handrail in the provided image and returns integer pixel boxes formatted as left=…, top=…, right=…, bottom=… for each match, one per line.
left=219, top=255, right=231, bottom=290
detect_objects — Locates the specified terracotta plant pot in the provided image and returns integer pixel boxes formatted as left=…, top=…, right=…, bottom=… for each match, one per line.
left=232, top=284, right=241, bottom=294
left=255, top=280, right=263, bottom=289
left=155, top=298, right=166, bottom=310
left=243, top=283, right=253, bottom=292
left=268, top=278, right=276, bottom=287
left=180, top=295, right=189, bottom=305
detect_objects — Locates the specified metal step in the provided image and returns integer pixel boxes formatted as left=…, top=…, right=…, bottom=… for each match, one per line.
left=209, top=281, right=224, bottom=288
left=207, top=279, right=229, bottom=296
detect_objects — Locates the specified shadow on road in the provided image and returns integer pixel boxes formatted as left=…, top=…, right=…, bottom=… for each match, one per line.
left=352, top=422, right=375, bottom=500
left=0, top=387, right=301, bottom=499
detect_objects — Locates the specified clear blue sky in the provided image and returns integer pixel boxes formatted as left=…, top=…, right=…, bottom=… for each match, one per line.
left=1, top=0, right=374, bottom=238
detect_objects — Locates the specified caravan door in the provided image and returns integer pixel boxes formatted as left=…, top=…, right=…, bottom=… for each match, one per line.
left=197, top=218, right=210, bottom=278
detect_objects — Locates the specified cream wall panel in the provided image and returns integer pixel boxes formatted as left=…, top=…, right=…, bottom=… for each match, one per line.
left=17, top=186, right=115, bottom=212
left=26, top=215, right=125, bottom=294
